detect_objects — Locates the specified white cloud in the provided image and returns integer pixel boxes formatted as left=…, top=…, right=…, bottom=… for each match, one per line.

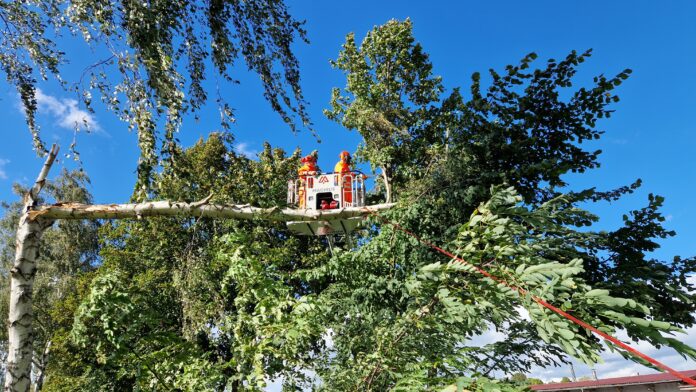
left=22, top=89, right=101, bottom=132
left=467, top=326, right=508, bottom=347
left=0, top=159, right=8, bottom=180
left=527, top=325, right=696, bottom=382
left=235, top=142, right=259, bottom=159
left=687, top=274, right=696, bottom=288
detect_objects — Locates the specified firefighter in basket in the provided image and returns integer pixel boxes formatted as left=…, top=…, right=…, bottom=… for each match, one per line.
left=334, top=151, right=355, bottom=206
left=297, top=151, right=319, bottom=208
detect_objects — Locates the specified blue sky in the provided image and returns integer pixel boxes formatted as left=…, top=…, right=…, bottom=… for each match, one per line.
left=1, top=0, right=695, bottom=382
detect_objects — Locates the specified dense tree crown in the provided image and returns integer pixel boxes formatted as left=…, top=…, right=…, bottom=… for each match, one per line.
left=326, top=19, right=444, bottom=202
left=1, top=18, right=695, bottom=391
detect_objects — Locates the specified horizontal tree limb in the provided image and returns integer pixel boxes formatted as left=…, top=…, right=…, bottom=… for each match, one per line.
left=28, top=201, right=395, bottom=222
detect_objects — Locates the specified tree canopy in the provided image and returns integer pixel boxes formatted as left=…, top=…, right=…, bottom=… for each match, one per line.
left=1, top=17, right=695, bottom=392
left=1, top=0, right=310, bottom=197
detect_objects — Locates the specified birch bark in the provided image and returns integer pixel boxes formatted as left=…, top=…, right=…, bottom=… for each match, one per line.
left=28, top=201, right=394, bottom=222
left=5, top=146, right=58, bottom=392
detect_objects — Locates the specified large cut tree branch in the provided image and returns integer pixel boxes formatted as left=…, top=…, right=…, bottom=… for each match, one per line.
left=28, top=202, right=395, bottom=222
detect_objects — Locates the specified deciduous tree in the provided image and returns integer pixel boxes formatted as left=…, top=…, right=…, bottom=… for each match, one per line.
left=0, top=169, right=98, bottom=391
left=3, top=17, right=695, bottom=392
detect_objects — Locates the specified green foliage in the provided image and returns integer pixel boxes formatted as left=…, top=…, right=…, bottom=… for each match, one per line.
left=4, top=18, right=694, bottom=392
left=27, top=139, right=696, bottom=391
left=588, top=193, right=696, bottom=330
left=324, top=16, right=695, bottom=378
left=326, top=18, right=444, bottom=200
left=441, top=377, right=526, bottom=392
left=1, top=0, right=310, bottom=196
left=453, top=188, right=693, bottom=363
left=295, top=186, right=694, bottom=390
left=0, top=0, right=63, bottom=154
left=438, top=50, right=631, bottom=205
left=526, top=378, right=543, bottom=386
left=53, top=135, right=327, bottom=390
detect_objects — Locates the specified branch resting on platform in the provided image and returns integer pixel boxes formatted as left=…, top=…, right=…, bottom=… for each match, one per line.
left=28, top=201, right=396, bottom=222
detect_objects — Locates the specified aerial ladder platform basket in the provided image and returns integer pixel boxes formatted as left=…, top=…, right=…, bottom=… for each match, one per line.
left=287, top=171, right=367, bottom=235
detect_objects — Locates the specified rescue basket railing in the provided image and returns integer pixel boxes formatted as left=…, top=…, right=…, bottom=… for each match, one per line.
left=288, top=171, right=366, bottom=209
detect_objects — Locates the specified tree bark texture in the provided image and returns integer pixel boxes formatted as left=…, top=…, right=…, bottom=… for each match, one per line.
left=381, top=166, right=392, bottom=204
left=28, top=201, right=395, bottom=222
left=5, top=146, right=58, bottom=392
left=32, top=340, right=50, bottom=392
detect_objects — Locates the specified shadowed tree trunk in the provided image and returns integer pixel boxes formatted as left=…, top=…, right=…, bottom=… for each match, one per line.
left=32, top=340, right=50, bottom=392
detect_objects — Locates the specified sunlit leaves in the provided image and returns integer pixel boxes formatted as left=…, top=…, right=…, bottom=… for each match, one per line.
left=454, top=187, right=696, bottom=367
left=326, top=19, right=444, bottom=201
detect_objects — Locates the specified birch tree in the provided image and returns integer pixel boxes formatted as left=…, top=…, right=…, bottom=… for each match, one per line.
left=0, top=2, right=313, bottom=387
left=0, top=169, right=99, bottom=391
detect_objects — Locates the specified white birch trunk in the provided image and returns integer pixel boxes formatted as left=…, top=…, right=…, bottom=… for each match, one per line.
left=32, top=341, right=50, bottom=392
left=5, top=146, right=58, bottom=392
left=380, top=166, right=392, bottom=204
